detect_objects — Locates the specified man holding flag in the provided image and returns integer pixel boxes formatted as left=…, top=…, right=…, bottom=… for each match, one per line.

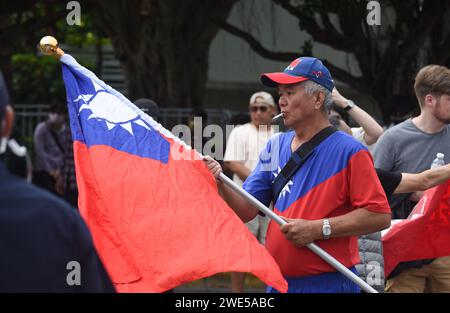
left=42, top=37, right=288, bottom=293
left=204, top=57, right=391, bottom=293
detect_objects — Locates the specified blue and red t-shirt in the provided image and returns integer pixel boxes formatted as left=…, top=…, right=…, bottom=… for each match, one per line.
left=243, top=130, right=390, bottom=278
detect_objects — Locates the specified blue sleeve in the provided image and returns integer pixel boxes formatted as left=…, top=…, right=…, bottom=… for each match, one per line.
left=242, top=136, right=279, bottom=207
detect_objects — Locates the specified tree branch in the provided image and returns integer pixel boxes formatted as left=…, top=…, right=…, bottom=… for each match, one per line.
left=219, top=20, right=298, bottom=61
left=274, top=0, right=355, bottom=52
left=321, top=60, right=369, bottom=92
left=219, top=20, right=368, bottom=91
left=398, top=0, right=446, bottom=62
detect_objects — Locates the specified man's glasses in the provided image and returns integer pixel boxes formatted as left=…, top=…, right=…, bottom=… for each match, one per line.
left=249, top=105, right=269, bottom=113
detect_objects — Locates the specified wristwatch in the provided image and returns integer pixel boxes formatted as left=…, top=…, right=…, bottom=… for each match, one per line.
left=322, top=219, right=331, bottom=240
left=343, top=99, right=355, bottom=112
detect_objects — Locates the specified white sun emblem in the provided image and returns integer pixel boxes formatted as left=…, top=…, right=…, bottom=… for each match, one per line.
left=74, top=80, right=150, bottom=135
left=272, top=166, right=294, bottom=199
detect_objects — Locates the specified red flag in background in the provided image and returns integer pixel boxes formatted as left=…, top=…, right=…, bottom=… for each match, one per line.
left=61, top=54, right=288, bottom=292
left=382, top=180, right=450, bottom=277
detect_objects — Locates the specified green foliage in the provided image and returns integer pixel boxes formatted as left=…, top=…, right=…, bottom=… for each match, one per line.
left=11, top=54, right=93, bottom=104
left=54, top=18, right=110, bottom=48
left=12, top=54, right=65, bottom=104
left=7, top=1, right=108, bottom=104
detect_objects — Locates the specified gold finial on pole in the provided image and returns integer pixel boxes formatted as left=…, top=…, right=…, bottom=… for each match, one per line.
left=39, top=36, right=64, bottom=58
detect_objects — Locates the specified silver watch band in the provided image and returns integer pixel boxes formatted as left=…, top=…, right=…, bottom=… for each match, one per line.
left=322, top=218, right=331, bottom=240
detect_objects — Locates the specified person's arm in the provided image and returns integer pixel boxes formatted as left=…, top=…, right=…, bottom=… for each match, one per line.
left=203, top=156, right=259, bottom=222
left=281, top=208, right=391, bottom=247
left=332, top=88, right=383, bottom=145
left=394, top=164, right=450, bottom=194
left=224, top=161, right=251, bottom=182
left=283, top=150, right=391, bottom=248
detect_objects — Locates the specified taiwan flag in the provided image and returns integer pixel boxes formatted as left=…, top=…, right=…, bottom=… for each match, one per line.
left=60, top=54, right=287, bottom=293
left=382, top=180, right=450, bottom=277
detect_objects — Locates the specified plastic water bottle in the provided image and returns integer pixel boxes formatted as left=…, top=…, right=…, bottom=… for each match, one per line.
left=431, top=153, right=445, bottom=169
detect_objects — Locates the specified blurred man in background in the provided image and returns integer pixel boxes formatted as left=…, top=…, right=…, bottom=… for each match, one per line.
left=32, top=104, right=66, bottom=195
left=223, top=91, right=278, bottom=292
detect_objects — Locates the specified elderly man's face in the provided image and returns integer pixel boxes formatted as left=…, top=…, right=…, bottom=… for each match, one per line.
left=277, top=82, right=319, bottom=129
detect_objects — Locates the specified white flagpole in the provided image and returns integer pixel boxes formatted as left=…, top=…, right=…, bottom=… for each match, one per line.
left=218, top=173, right=378, bottom=294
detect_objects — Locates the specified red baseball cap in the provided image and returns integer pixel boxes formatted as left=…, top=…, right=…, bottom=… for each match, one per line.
left=260, top=57, right=334, bottom=91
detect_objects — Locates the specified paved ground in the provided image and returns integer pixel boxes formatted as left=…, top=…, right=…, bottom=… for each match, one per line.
left=174, top=273, right=266, bottom=293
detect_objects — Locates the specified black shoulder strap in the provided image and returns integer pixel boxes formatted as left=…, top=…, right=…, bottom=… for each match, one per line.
left=272, top=126, right=337, bottom=201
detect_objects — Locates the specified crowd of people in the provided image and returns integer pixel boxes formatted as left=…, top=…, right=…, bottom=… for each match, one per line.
left=204, top=58, right=450, bottom=293
left=1, top=55, right=450, bottom=293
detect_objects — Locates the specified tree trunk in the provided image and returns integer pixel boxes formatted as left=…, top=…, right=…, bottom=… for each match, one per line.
left=92, top=0, right=237, bottom=109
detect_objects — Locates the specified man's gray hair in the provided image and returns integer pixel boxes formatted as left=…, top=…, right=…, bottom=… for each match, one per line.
left=303, top=80, right=333, bottom=112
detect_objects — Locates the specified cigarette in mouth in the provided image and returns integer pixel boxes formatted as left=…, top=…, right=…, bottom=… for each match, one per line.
left=272, top=113, right=284, bottom=121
